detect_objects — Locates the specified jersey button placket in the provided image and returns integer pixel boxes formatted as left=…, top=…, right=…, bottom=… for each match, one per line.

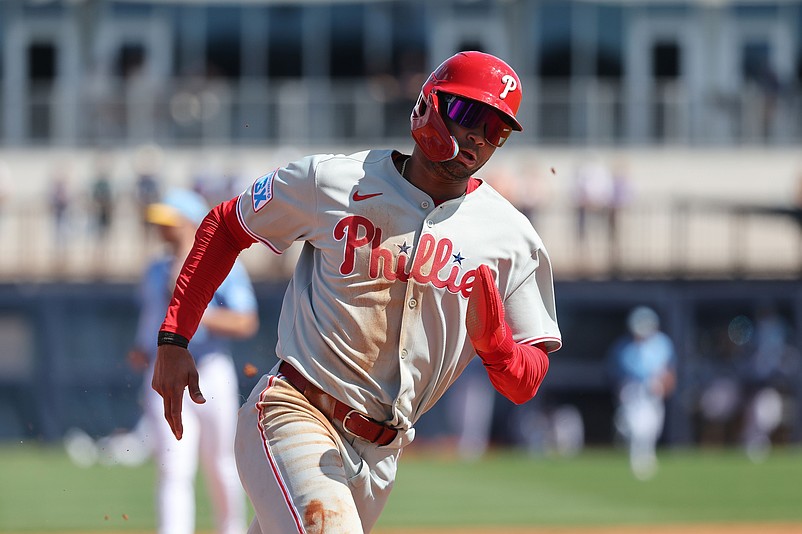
left=394, top=281, right=422, bottom=424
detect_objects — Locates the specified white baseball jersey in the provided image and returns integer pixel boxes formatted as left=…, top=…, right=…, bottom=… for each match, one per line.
left=238, top=149, right=561, bottom=444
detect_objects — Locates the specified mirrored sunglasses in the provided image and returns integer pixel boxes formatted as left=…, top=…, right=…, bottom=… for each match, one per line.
left=442, top=94, right=513, bottom=147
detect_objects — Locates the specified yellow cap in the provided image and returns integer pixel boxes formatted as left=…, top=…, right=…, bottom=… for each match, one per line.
left=146, top=189, right=210, bottom=227
left=145, top=203, right=183, bottom=227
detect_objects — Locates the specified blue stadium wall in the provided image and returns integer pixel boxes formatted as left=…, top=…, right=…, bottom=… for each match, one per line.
left=1, top=279, right=801, bottom=449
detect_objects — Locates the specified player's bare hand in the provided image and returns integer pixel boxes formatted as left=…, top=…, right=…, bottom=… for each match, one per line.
left=466, top=264, right=507, bottom=354
left=151, top=344, right=205, bottom=440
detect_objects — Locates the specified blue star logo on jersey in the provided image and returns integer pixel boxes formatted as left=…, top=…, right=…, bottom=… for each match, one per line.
left=252, top=169, right=276, bottom=212
left=452, top=252, right=465, bottom=265
left=397, top=241, right=411, bottom=255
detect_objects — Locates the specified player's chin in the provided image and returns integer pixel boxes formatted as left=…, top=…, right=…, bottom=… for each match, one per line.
left=443, top=167, right=472, bottom=182
left=441, top=159, right=476, bottom=181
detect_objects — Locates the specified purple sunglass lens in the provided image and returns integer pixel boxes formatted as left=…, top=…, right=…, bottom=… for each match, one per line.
left=446, top=97, right=489, bottom=128
left=443, top=94, right=513, bottom=147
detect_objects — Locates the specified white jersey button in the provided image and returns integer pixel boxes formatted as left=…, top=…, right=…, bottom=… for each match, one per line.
left=421, top=201, right=430, bottom=209
left=408, top=299, right=418, bottom=308
left=426, top=220, right=434, bottom=227
left=401, top=349, right=408, bottom=359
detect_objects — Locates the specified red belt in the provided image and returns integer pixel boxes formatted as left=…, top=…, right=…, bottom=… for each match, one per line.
left=278, top=361, right=398, bottom=447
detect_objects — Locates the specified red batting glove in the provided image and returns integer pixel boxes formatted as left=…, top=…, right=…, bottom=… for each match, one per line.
left=466, top=264, right=515, bottom=361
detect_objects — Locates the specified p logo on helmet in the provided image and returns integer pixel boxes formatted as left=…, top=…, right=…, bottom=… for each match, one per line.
left=500, top=74, right=517, bottom=99
left=410, top=51, right=523, bottom=162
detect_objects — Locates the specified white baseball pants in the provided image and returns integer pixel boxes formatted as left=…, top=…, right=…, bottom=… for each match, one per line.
left=235, top=371, right=401, bottom=534
left=144, top=352, right=247, bottom=534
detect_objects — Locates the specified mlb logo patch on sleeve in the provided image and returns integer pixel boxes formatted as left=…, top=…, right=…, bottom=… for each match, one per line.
left=252, top=169, right=276, bottom=212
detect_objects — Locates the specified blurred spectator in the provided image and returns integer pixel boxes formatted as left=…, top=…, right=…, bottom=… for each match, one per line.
left=131, top=144, right=164, bottom=239
left=50, top=169, right=71, bottom=238
left=89, top=152, right=115, bottom=240
left=694, top=313, right=754, bottom=446
left=572, top=155, right=614, bottom=268
left=607, top=306, right=676, bottom=480
left=608, top=158, right=633, bottom=273
left=89, top=152, right=116, bottom=275
left=49, top=163, right=73, bottom=269
left=572, top=155, right=631, bottom=274
left=737, top=305, right=800, bottom=462
left=695, top=307, right=801, bottom=456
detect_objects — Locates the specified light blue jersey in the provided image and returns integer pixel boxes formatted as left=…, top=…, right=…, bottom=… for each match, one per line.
left=610, top=332, right=675, bottom=385
left=135, top=255, right=257, bottom=361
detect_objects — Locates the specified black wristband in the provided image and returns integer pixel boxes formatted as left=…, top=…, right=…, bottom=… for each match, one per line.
left=157, top=331, right=190, bottom=349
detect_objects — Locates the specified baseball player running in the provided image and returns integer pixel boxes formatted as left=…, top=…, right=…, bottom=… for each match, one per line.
left=152, top=51, right=562, bottom=533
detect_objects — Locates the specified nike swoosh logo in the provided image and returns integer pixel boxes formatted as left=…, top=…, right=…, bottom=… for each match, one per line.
left=352, top=191, right=383, bottom=201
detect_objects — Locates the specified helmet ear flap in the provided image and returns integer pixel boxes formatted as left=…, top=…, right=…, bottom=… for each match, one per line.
left=410, top=91, right=459, bottom=162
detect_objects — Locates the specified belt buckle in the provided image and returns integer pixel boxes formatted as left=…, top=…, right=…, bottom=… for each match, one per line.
left=341, top=409, right=362, bottom=438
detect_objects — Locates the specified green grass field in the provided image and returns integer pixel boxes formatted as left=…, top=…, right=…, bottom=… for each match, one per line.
left=1, top=442, right=801, bottom=532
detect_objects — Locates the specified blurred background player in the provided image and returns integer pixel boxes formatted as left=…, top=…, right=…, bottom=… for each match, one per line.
left=608, top=306, right=676, bottom=480
left=136, top=188, right=259, bottom=534
left=446, top=357, right=497, bottom=461
left=737, top=304, right=800, bottom=462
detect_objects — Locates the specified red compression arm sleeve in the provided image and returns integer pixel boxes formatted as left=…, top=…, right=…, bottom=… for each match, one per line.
left=160, top=197, right=256, bottom=340
left=478, top=336, right=550, bottom=405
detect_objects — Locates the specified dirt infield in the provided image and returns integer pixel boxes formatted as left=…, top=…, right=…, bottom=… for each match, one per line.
left=378, top=526, right=802, bottom=534
left=376, top=525, right=802, bottom=534
left=10, top=524, right=800, bottom=534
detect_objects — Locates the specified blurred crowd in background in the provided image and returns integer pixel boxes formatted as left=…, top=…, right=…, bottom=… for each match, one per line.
left=1, top=144, right=802, bottom=282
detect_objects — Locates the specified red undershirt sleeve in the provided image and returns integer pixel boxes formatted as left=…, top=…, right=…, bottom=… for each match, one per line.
left=160, top=197, right=256, bottom=340
left=477, top=331, right=550, bottom=405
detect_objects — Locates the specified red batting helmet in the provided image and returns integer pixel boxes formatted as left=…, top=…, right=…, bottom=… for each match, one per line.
left=410, top=51, right=523, bottom=162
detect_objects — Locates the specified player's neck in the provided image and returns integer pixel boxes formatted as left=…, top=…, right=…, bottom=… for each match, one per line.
left=402, top=152, right=469, bottom=203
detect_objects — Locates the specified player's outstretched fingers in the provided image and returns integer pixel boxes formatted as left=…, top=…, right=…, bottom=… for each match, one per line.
left=164, top=391, right=184, bottom=441
left=187, top=368, right=206, bottom=405
left=152, top=344, right=204, bottom=440
left=466, top=264, right=505, bottom=354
